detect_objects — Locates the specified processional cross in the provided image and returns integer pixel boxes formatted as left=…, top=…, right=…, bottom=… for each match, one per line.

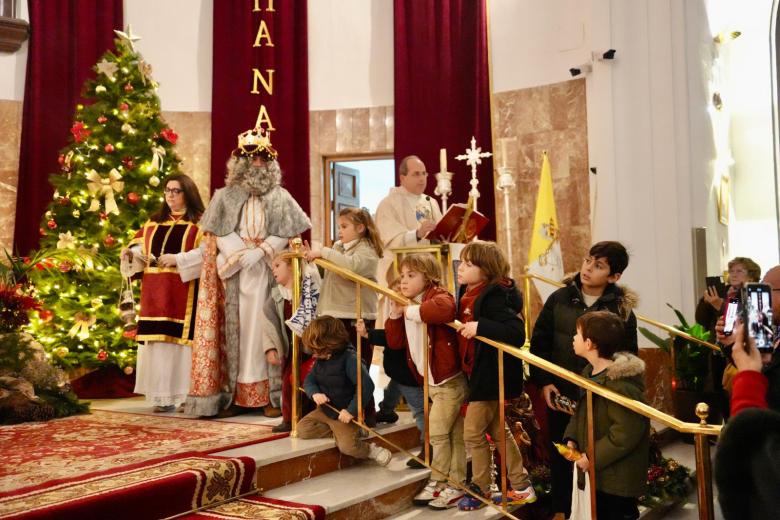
left=455, top=136, right=492, bottom=212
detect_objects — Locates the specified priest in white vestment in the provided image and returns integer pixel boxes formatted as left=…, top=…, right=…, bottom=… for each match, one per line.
left=375, top=155, right=443, bottom=287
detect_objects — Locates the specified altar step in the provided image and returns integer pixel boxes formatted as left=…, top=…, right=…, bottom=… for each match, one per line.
left=215, top=413, right=530, bottom=519
left=264, top=450, right=517, bottom=519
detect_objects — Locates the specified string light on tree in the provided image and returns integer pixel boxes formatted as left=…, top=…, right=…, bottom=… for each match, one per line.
left=26, top=26, right=184, bottom=371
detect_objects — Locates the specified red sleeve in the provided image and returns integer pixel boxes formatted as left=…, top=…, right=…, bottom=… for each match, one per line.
left=384, top=316, right=408, bottom=350
left=730, top=370, right=769, bottom=416
left=419, top=289, right=456, bottom=324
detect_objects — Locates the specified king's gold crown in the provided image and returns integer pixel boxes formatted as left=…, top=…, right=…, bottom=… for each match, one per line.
left=234, top=126, right=277, bottom=160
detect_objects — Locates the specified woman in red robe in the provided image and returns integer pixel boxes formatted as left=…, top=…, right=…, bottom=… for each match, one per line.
left=121, top=174, right=205, bottom=412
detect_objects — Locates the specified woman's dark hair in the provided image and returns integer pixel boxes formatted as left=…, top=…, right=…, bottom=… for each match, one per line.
left=149, top=173, right=205, bottom=224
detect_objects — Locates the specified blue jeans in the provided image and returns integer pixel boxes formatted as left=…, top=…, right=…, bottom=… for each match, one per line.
left=380, top=379, right=425, bottom=440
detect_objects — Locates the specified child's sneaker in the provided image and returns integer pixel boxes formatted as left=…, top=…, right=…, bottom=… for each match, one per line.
left=428, top=485, right=465, bottom=510
left=413, top=479, right=442, bottom=506
left=367, top=443, right=391, bottom=466
left=457, top=483, right=489, bottom=511
left=492, top=484, right=537, bottom=506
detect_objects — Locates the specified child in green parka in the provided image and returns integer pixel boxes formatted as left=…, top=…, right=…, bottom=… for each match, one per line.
left=564, top=311, right=649, bottom=520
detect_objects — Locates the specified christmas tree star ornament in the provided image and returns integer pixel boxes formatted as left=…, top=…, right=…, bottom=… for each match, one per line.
left=56, top=231, right=76, bottom=250
left=95, top=59, right=118, bottom=80
left=113, top=25, right=142, bottom=51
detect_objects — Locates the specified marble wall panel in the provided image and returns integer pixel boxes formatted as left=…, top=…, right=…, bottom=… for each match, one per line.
left=0, top=100, right=22, bottom=252
left=309, top=105, right=394, bottom=245
left=493, top=79, right=591, bottom=317
left=161, top=111, right=212, bottom=204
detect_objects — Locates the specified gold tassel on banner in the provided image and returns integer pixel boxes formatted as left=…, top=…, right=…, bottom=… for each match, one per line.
left=85, top=168, right=124, bottom=215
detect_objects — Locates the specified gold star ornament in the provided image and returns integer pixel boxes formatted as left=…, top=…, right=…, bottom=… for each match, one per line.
left=95, top=59, right=118, bottom=80
left=114, top=25, right=142, bottom=51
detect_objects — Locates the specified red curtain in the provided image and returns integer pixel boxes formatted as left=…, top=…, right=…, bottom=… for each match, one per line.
left=14, top=0, right=123, bottom=255
left=394, top=0, right=495, bottom=239
left=210, top=0, right=309, bottom=218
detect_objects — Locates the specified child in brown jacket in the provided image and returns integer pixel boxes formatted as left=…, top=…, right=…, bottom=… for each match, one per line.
left=385, top=254, right=466, bottom=510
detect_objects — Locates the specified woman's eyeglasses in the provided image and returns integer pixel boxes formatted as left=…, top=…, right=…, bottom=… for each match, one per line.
left=164, top=188, right=184, bottom=195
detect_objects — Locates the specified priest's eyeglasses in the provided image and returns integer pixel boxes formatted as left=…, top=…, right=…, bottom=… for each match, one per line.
left=164, top=188, right=184, bottom=195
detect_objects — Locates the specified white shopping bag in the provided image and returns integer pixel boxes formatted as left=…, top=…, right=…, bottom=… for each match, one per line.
left=569, top=465, right=592, bottom=520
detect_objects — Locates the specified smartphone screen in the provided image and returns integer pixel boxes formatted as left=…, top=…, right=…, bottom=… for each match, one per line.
left=722, top=298, right=739, bottom=336
left=744, top=283, right=774, bottom=353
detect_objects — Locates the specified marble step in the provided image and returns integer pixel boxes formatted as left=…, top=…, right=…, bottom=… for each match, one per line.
left=214, top=412, right=421, bottom=491
left=263, top=449, right=431, bottom=519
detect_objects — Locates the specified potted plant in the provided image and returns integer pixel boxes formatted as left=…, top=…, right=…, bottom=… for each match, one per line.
left=640, top=304, right=722, bottom=424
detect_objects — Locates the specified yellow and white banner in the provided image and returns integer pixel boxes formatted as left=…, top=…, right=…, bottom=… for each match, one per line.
left=528, top=152, right=564, bottom=302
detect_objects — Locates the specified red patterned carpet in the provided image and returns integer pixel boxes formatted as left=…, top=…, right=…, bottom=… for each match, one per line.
left=0, top=410, right=282, bottom=494
left=0, top=452, right=256, bottom=520
left=185, top=495, right=326, bottom=520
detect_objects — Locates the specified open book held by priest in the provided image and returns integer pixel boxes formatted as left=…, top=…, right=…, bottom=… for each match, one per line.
left=425, top=202, right=489, bottom=243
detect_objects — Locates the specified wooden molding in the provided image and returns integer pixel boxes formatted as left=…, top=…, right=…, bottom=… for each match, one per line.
left=0, top=16, right=29, bottom=53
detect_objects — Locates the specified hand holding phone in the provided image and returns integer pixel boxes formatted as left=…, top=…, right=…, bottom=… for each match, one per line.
left=732, top=319, right=763, bottom=372
left=722, top=297, right=740, bottom=336
left=742, top=283, right=774, bottom=354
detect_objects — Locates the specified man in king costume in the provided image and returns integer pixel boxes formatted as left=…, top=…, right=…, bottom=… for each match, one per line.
left=184, top=122, right=311, bottom=417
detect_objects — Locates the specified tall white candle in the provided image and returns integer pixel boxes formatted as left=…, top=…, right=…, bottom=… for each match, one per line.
left=500, top=139, right=508, bottom=169
left=440, top=148, right=447, bottom=172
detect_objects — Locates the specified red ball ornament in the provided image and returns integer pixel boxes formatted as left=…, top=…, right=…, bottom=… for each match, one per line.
left=58, top=261, right=72, bottom=273
left=57, top=154, right=65, bottom=166
left=99, top=211, right=108, bottom=220
left=119, top=102, right=129, bottom=112
left=127, top=192, right=140, bottom=205
left=39, top=227, right=46, bottom=237
left=97, top=350, right=108, bottom=362
left=104, top=143, right=115, bottom=153
left=104, top=234, right=116, bottom=247
left=58, top=196, right=70, bottom=206
left=47, top=219, right=57, bottom=230
left=97, top=115, right=108, bottom=124
left=122, top=156, right=135, bottom=170
left=124, top=83, right=134, bottom=92
left=38, top=309, right=54, bottom=322
left=122, top=328, right=137, bottom=340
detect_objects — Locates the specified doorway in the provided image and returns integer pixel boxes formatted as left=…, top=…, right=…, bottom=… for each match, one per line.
left=324, top=156, right=395, bottom=245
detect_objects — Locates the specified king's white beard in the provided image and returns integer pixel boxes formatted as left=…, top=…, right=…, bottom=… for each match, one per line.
left=226, top=160, right=280, bottom=196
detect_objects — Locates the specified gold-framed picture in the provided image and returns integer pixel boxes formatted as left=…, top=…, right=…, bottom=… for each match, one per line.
left=718, top=175, right=730, bottom=226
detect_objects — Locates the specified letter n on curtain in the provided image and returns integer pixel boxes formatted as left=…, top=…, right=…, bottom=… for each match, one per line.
left=210, top=0, right=310, bottom=220
left=394, top=0, right=495, bottom=239
left=14, top=0, right=123, bottom=255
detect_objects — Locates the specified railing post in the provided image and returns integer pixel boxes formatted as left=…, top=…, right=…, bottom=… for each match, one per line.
left=586, top=390, right=597, bottom=519
left=694, top=403, right=715, bottom=520
left=498, top=346, right=508, bottom=510
left=423, top=321, right=431, bottom=466
left=522, top=269, right=532, bottom=348
left=355, top=283, right=364, bottom=424
left=290, top=238, right=303, bottom=438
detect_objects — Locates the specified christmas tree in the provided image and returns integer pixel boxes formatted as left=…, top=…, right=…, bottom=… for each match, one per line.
left=26, top=27, right=182, bottom=373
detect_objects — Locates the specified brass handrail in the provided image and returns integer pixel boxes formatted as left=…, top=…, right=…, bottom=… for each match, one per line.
left=303, top=256, right=719, bottom=519
left=522, top=271, right=721, bottom=352
left=313, top=258, right=721, bottom=435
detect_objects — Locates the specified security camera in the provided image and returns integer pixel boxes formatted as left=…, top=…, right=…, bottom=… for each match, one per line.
left=569, top=63, right=592, bottom=77
left=593, top=49, right=617, bottom=61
